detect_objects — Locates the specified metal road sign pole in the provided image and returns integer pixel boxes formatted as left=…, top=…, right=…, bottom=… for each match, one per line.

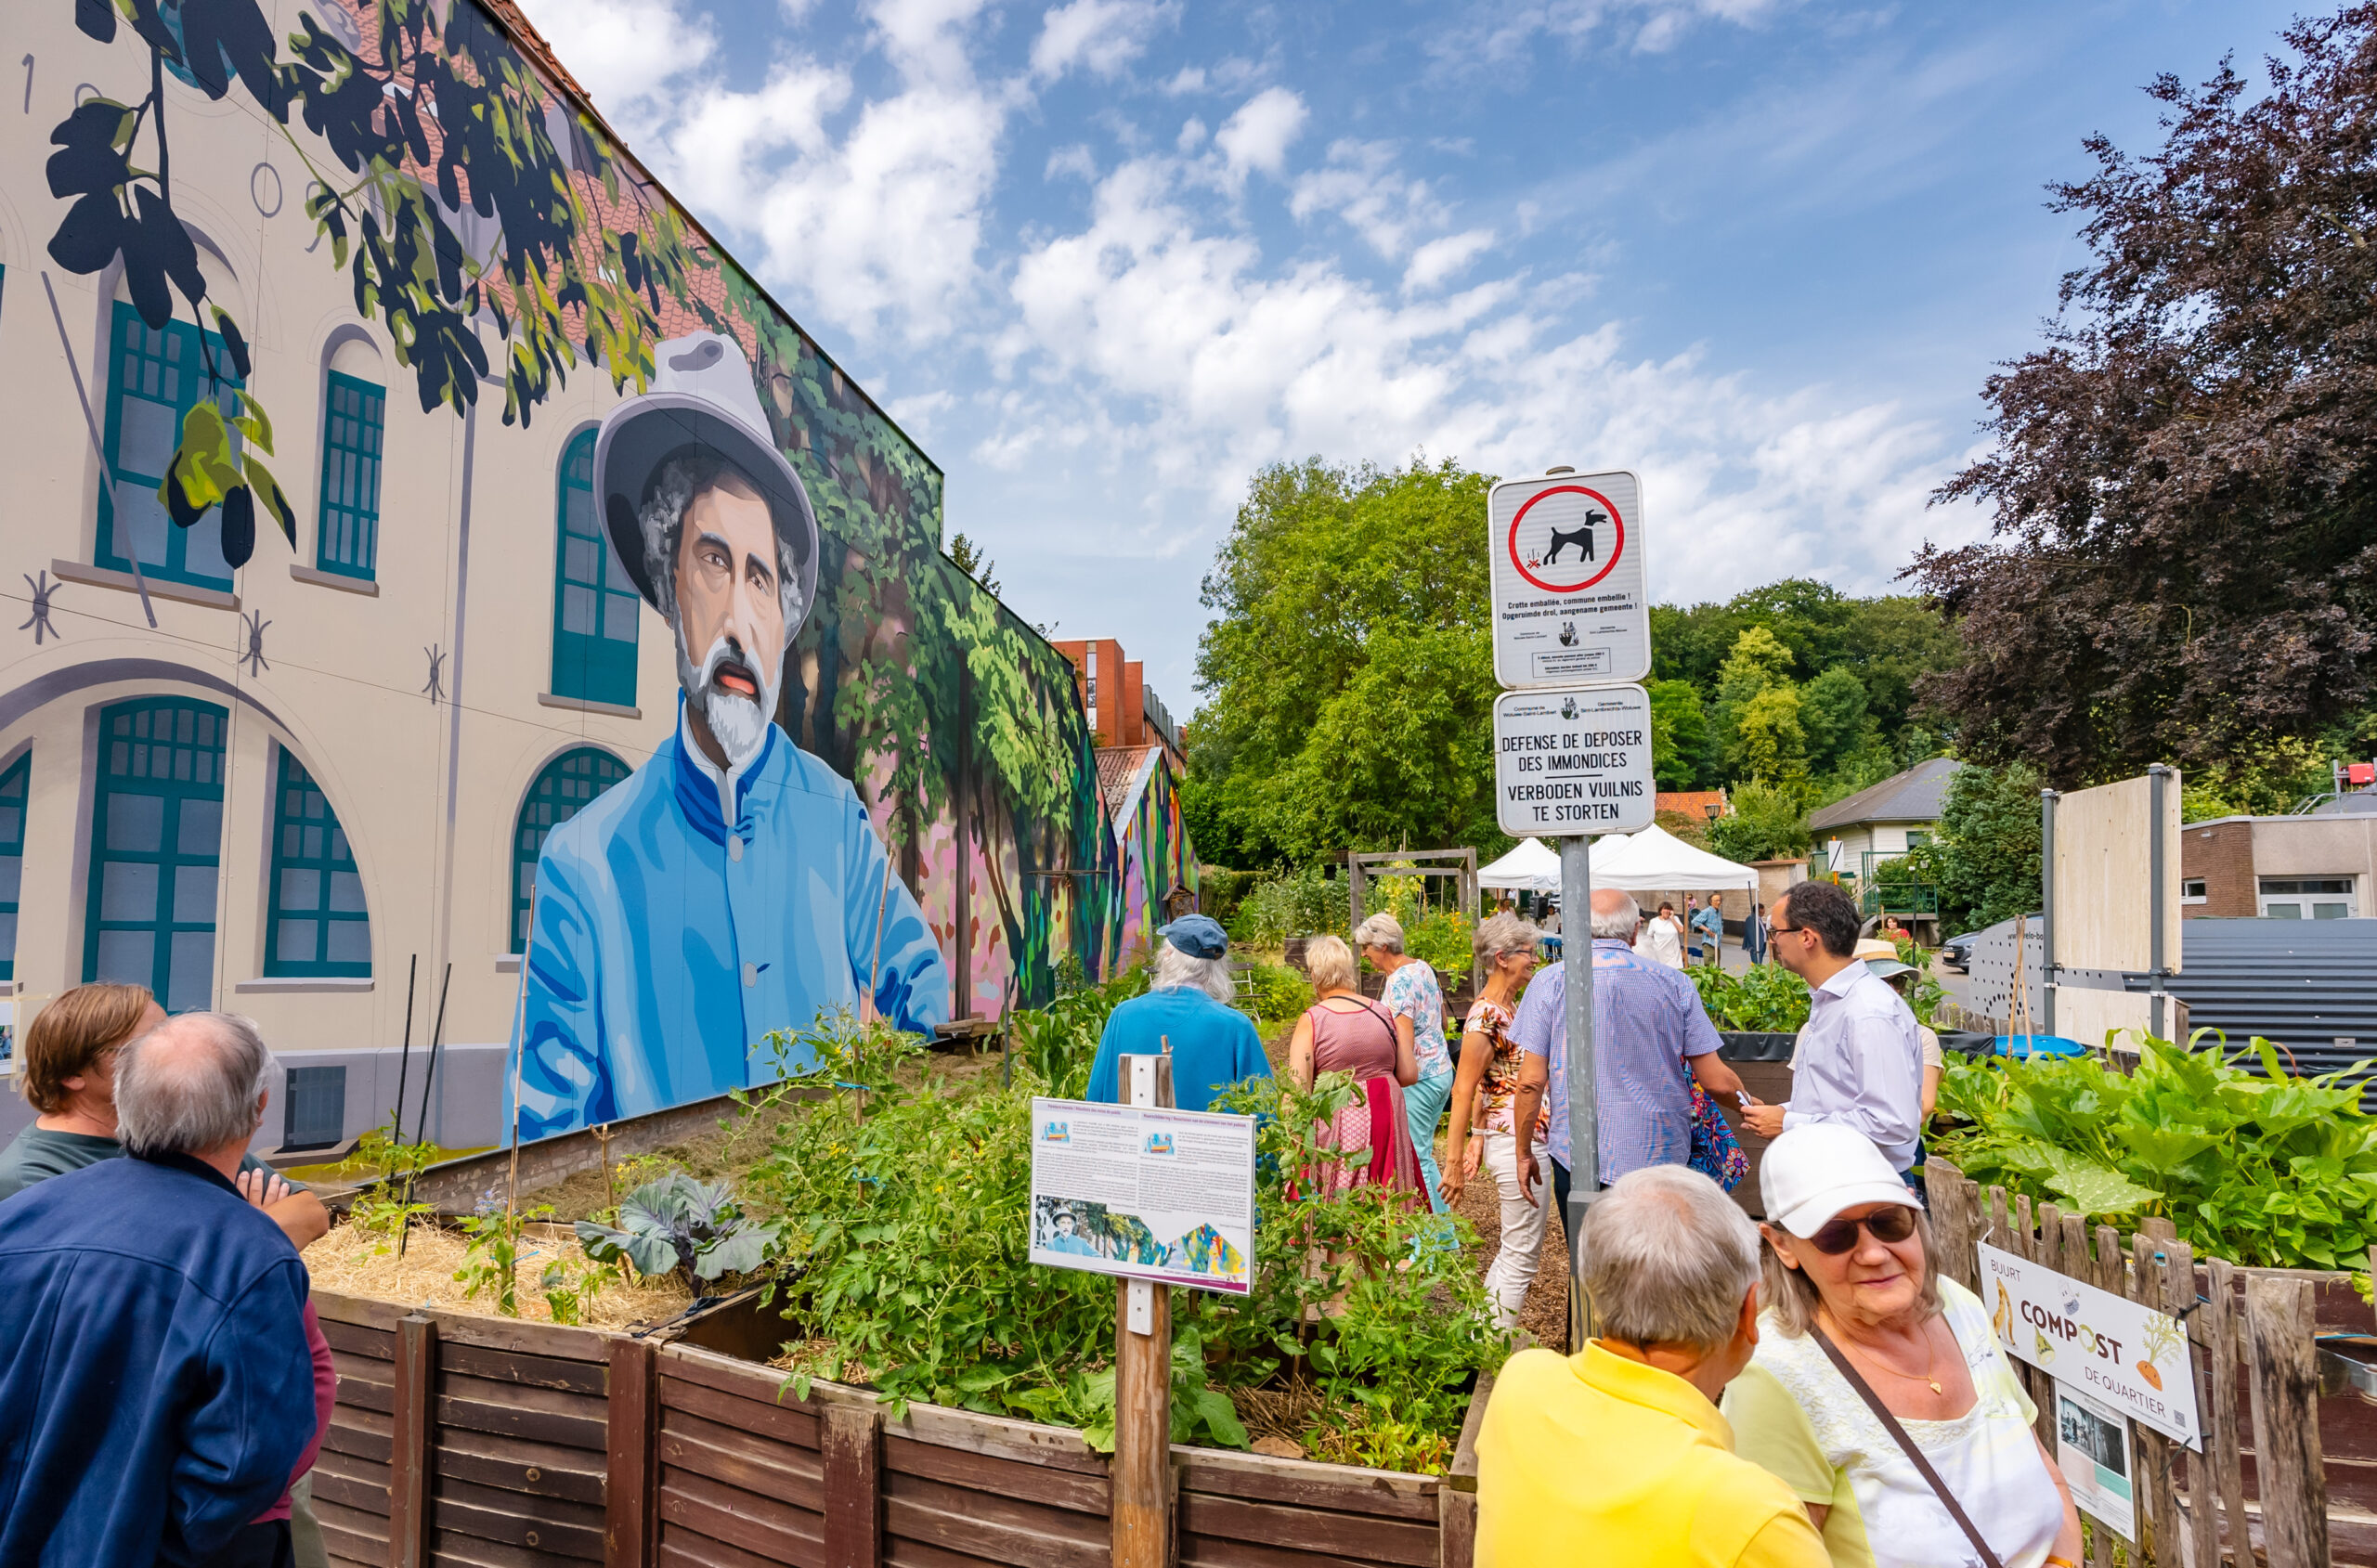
left=2040, top=788, right=2059, bottom=1038
left=1561, top=834, right=1598, bottom=1346
left=2149, top=764, right=2172, bottom=1038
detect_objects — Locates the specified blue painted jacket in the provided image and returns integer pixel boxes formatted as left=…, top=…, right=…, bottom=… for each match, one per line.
left=0, top=1153, right=316, bottom=1567
left=517, top=704, right=951, bottom=1137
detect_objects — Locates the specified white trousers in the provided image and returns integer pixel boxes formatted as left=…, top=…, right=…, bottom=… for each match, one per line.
left=1480, top=1129, right=1550, bottom=1330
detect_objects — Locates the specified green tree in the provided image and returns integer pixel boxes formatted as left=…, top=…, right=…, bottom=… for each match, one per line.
left=1192, top=458, right=1495, bottom=865
left=1900, top=762, right=2043, bottom=933
left=1713, top=627, right=1799, bottom=780
left=1800, top=667, right=1873, bottom=776
left=1734, top=686, right=1810, bottom=784
left=1704, top=780, right=1812, bottom=862
left=1649, top=680, right=1714, bottom=790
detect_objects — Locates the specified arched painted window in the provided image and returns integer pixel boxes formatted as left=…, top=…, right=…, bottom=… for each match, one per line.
left=316, top=371, right=385, bottom=580
left=265, top=746, right=370, bottom=977
left=84, top=699, right=226, bottom=1013
left=98, top=303, right=240, bottom=590
left=550, top=429, right=641, bottom=706
left=512, top=747, right=630, bottom=950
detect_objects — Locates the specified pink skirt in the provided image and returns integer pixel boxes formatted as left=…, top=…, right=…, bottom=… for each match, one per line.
left=1311, top=1074, right=1427, bottom=1203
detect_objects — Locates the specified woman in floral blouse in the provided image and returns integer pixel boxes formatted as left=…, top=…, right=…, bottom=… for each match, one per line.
left=1355, top=913, right=1457, bottom=1214
left=1439, top=913, right=1547, bottom=1328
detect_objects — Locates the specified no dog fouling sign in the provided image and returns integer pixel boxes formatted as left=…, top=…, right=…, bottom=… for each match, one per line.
left=1489, top=470, right=1651, bottom=689
left=1492, top=685, right=1656, bottom=837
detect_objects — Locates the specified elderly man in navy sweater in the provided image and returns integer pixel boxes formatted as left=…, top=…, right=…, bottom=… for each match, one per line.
left=0, top=1011, right=317, bottom=1568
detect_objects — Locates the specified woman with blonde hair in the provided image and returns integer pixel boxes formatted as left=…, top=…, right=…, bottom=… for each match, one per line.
left=1287, top=936, right=1424, bottom=1199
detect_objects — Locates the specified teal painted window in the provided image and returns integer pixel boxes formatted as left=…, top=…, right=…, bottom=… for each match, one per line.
left=512, top=747, right=630, bottom=951
left=265, top=747, right=370, bottom=977
left=84, top=699, right=226, bottom=1013
left=0, top=751, right=27, bottom=983
left=316, top=371, right=385, bottom=579
left=550, top=430, right=640, bottom=705
left=97, top=302, right=241, bottom=590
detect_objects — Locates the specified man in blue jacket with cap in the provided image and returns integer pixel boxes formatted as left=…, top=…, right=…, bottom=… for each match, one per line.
left=1086, top=916, right=1272, bottom=1113
left=0, top=1010, right=315, bottom=1567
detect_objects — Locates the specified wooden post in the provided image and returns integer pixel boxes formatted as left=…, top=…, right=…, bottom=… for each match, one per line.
left=2130, top=1231, right=2179, bottom=1566
left=2085, top=1224, right=2118, bottom=1568
left=2243, top=1275, right=2328, bottom=1568
left=605, top=1335, right=656, bottom=1568
left=821, top=1404, right=882, bottom=1568
left=1113, top=1053, right=1174, bottom=1568
left=2164, top=1240, right=2219, bottom=1568
left=2206, top=1258, right=2247, bottom=1563
left=388, top=1314, right=436, bottom=1568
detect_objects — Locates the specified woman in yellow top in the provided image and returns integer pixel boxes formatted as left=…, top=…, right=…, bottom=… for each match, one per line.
left=1722, top=1124, right=2082, bottom=1568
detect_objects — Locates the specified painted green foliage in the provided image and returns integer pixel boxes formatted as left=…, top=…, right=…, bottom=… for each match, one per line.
left=43, top=0, right=1127, bottom=999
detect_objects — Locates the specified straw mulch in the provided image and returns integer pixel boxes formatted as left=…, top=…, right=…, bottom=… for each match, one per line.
left=306, top=1220, right=693, bottom=1330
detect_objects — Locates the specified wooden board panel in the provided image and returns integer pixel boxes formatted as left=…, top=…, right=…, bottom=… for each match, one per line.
left=885, top=1432, right=1108, bottom=1516
left=1179, top=1532, right=1395, bottom=1568
left=659, top=1374, right=821, bottom=1451
left=658, top=1344, right=831, bottom=1414
left=325, top=1405, right=395, bottom=1465
left=2054, top=987, right=2157, bottom=1052
left=333, top=1349, right=396, bottom=1414
left=657, top=1520, right=805, bottom=1568
left=313, top=1462, right=395, bottom=1517
left=658, top=1470, right=827, bottom=1564
left=883, top=1484, right=1107, bottom=1568
left=2052, top=772, right=2180, bottom=976
left=1178, top=1449, right=1435, bottom=1523
left=425, top=1309, right=614, bottom=1366
left=431, top=1523, right=593, bottom=1568
left=435, top=1429, right=608, bottom=1507
left=660, top=1409, right=828, bottom=1513
left=316, top=1291, right=409, bottom=1333
left=438, top=1390, right=608, bottom=1452
left=885, top=1400, right=1106, bottom=1476
left=318, top=1315, right=397, bottom=1361
left=435, top=1485, right=606, bottom=1562
left=880, top=1532, right=1014, bottom=1568
left=441, top=1340, right=609, bottom=1396
left=884, top=1467, right=1109, bottom=1550
left=1178, top=1489, right=1439, bottom=1568
left=314, top=1497, right=392, bottom=1565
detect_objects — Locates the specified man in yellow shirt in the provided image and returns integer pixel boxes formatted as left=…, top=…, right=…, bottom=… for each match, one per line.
left=1475, top=1165, right=1828, bottom=1567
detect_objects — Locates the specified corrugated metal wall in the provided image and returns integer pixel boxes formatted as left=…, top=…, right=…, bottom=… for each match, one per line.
left=2137, top=918, right=2377, bottom=1081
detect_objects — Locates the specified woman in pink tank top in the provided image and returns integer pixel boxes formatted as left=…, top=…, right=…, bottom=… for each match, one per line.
left=1286, top=937, right=1425, bottom=1201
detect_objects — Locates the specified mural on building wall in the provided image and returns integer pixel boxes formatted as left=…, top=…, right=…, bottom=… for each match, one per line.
left=32, top=0, right=1151, bottom=1132
left=1110, top=753, right=1198, bottom=968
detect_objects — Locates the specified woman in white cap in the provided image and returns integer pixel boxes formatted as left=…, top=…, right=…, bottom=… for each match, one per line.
left=1721, top=1124, right=2081, bottom=1568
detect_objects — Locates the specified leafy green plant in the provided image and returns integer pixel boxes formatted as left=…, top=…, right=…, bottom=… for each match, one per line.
left=575, top=1174, right=780, bottom=1287
left=1688, top=962, right=1812, bottom=1032
left=345, top=1189, right=435, bottom=1255
left=455, top=1200, right=541, bottom=1317
left=1229, top=867, right=1351, bottom=946
left=1240, top=963, right=1314, bottom=1029
left=539, top=1259, right=607, bottom=1326
left=1005, top=965, right=1149, bottom=1098
left=1934, top=1031, right=2377, bottom=1270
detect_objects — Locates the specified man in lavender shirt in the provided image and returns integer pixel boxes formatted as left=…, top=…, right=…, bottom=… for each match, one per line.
left=1738, top=880, right=1923, bottom=1173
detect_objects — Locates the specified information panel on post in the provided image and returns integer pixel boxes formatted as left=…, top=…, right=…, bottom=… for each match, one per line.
left=1493, top=684, right=1656, bottom=838
left=1029, top=1097, right=1256, bottom=1295
left=1488, top=469, right=1651, bottom=689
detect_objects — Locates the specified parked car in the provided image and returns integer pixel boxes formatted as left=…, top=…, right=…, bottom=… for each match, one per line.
left=1939, top=931, right=1978, bottom=972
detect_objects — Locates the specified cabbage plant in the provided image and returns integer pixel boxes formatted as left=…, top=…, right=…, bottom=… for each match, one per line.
left=575, top=1173, right=779, bottom=1285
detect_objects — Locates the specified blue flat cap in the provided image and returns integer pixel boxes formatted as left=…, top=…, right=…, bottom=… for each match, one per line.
left=1159, top=914, right=1227, bottom=959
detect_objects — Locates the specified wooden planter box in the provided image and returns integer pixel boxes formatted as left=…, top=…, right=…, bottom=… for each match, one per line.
left=312, top=1289, right=1476, bottom=1568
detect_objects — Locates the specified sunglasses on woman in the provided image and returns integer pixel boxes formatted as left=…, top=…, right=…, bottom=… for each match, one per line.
left=1806, top=1205, right=1917, bottom=1256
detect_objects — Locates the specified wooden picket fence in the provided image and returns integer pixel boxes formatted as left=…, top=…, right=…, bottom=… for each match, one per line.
left=1927, top=1157, right=2373, bottom=1568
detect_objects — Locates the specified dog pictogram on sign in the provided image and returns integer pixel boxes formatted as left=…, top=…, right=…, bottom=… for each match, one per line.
left=1509, top=485, right=1626, bottom=593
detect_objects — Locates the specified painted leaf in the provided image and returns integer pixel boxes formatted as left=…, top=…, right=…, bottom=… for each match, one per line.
left=243, top=455, right=297, bottom=547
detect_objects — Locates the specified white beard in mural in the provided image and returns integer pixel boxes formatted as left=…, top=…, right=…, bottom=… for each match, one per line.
left=678, top=629, right=780, bottom=768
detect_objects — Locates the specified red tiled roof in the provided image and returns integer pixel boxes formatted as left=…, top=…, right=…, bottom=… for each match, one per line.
left=1096, top=746, right=1162, bottom=816
left=1656, top=789, right=1730, bottom=820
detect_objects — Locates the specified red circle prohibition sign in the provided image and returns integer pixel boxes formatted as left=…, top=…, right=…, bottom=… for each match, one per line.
left=1508, top=485, right=1625, bottom=593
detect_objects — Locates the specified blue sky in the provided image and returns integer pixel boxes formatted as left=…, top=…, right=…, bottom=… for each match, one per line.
left=513, top=0, right=2302, bottom=716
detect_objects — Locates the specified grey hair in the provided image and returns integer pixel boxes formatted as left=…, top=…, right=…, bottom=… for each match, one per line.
left=1152, top=943, right=1237, bottom=1004
left=1351, top=913, right=1406, bottom=953
left=115, top=1012, right=270, bottom=1157
left=1474, top=911, right=1539, bottom=964
left=1590, top=899, right=1643, bottom=940
left=1579, top=1164, right=1760, bottom=1352
left=638, top=447, right=805, bottom=628
left=1760, top=1209, right=1942, bottom=1337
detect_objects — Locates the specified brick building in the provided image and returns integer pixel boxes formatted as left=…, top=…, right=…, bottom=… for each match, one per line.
left=2180, top=803, right=2377, bottom=920
left=1051, top=640, right=1185, bottom=771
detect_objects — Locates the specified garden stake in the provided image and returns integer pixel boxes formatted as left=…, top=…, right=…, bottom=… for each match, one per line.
left=387, top=953, right=417, bottom=1180
left=396, top=962, right=452, bottom=1261
left=502, top=887, right=539, bottom=1288
left=864, top=856, right=893, bottom=1023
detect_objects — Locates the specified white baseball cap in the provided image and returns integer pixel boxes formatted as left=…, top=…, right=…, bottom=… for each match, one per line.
left=1759, top=1122, right=1920, bottom=1238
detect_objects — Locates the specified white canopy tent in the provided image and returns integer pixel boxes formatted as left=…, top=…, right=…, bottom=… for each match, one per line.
left=1476, top=836, right=1562, bottom=892
left=1586, top=823, right=1758, bottom=892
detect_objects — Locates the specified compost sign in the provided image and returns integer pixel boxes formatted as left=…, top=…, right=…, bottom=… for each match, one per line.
left=1979, top=1240, right=2202, bottom=1448
left=1488, top=470, right=1651, bottom=689
left=1029, top=1097, right=1255, bottom=1295
left=1492, top=684, right=1656, bottom=837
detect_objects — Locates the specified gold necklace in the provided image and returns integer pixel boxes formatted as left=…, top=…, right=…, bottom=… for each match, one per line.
left=1841, top=1320, right=1945, bottom=1395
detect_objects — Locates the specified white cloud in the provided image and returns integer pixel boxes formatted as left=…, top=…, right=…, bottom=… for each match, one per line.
left=1214, top=87, right=1308, bottom=179
left=1431, top=0, right=1788, bottom=70
left=1031, top=0, right=1171, bottom=81
left=1289, top=139, right=1432, bottom=258
left=1404, top=228, right=1495, bottom=293
left=513, top=0, right=717, bottom=116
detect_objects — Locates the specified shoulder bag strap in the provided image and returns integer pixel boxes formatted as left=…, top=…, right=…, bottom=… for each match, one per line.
left=1809, top=1325, right=2005, bottom=1568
